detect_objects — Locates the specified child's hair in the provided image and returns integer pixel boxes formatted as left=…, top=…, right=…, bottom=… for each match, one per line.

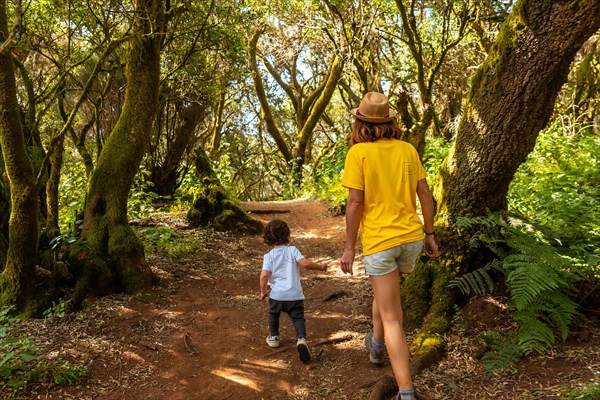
left=263, top=219, right=290, bottom=246
left=351, top=119, right=402, bottom=145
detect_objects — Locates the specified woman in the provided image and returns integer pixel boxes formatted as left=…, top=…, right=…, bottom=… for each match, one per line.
left=340, top=92, right=439, bottom=400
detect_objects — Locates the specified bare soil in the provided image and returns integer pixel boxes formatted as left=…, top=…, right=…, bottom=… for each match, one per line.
left=12, top=199, right=600, bottom=399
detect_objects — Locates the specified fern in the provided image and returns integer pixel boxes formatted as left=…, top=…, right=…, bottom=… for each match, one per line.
left=512, top=311, right=556, bottom=355
left=451, top=213, right=582, bottom=367
left=449, top=259, right=501, bottom=296
left=480, top=331, right=522, bottom=373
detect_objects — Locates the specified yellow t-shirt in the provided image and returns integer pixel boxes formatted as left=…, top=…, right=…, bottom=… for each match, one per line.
left=341, top=139, right=427, bottom=255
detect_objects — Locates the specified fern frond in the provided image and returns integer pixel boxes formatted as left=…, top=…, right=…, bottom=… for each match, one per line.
left=506, top=263, right=567, bottom=310
left=533, top=293, right=579, bottom=341
left=513, top=311, right=556, bottom=355
left=449, top=260, right=501, bottom=296
left=480, top=331, right=522, bottom=373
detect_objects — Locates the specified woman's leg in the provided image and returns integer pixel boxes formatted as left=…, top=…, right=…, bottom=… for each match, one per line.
left=370, top=269, right=412, bottom=390
left=372, top=297, right=384, bottom=341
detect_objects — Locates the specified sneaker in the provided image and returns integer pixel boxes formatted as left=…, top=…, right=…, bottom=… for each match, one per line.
left=296, top=338, right=311, bottom=363
left=266, top=335, right=280, bottom=348
left=395, top=390, right=417, bottom=400
left=364, top=332, right=384, bottom=364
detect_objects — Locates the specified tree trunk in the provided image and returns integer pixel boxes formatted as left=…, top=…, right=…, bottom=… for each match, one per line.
left=406, top=0, right=600, bottom=374
left=44, top=133, right=64, bottom=241
left=0, top=146, right=8, bottom=268
left=0, top=0, right=40, bottom=315
left=437, top=0, right=600, bottom=222
left=150, top=100, right=203, bottom=196
left=187, top=148, right=263, bottom=234
left=69, top=0, right=165, bottom=305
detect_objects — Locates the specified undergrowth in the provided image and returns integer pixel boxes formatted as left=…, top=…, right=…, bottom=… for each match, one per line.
left=139, top=226, right=212, bottom=259
left=450, top=214, right=584, bottom=372
left=0, top=306, right=88, bottom=397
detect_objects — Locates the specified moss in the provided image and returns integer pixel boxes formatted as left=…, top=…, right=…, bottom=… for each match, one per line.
left=467, top=1, right=528, bottom=107
left=422, top=264, right=456, bottom=332
left=403, top=263, right=433, bottom=331
left=53, top=261, right=73, bottom=281
left=410, top=332, right=447, bottom=375
left=187, top=149, right=262, bottom=234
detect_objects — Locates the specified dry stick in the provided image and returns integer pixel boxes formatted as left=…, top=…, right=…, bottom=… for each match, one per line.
left=265, top=334, right=353, bottom=357
left=184, top=333, right=196, bottom=354
left=322, top=290, right=347, bottom=302
left=246, top=209, right=291, bottom=214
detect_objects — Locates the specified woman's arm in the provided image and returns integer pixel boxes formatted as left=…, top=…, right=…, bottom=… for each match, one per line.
left=340, top=188, right=364, bottom=275
left=417, top=179, right=440, bottom=259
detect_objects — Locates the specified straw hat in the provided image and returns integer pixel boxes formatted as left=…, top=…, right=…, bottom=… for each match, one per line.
left=350, top=92, right=397, bottom=123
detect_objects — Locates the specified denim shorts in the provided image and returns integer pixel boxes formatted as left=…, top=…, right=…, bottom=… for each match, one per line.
left=363, top=240, right=424, bottom=276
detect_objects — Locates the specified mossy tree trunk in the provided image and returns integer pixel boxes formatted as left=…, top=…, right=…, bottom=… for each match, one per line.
left=0, top=146, right=9, bottom=268
left=69, top=0, right=165, bottom=305
left=0, top=0, right=40, bottom=315
left=404, top=0, right=600, bottom=374
left=149, top=99, right=203, bottom=196
left=44, top=133, right=63, bottom=241
left=187, top=148, right=263, bottom=234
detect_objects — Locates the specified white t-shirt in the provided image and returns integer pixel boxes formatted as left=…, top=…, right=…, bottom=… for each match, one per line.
left=262, top=245, right=305, bottom=301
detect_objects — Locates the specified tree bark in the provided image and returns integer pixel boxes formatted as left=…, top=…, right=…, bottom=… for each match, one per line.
left=69, top=0, right=165, bottom=304
left=436, top=0, right=600, bottom=222
left=406, top=0, right=600, bottom=374
left=0, top=0, right=40, bottom=314
left=150, top=100, right=203, bottom=196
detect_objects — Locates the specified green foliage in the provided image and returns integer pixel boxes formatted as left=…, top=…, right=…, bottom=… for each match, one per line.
left=0, top=306, right=88, bottom=395
left=480, top=331, right=522, bottom=373
left=140, top=226, right=209, bottom=259
left=422, top=136, right=451, bottom=180
left=451, top=214, right=583, bottom=369
left=564, top=380, right=600, bottom=400
left=42, top=299, right=72, bottom=319
left=508, top=118, right=600, bottom=266
left=0, top=306, right=39, bottom=391
left=51, top=360, right=88, bottom=386
left=449, top=259, right=501, bottom=296
left=58, top=147, right=88, bottom=233
left=128, top=167, right=158, bottom=219
left=303, top=139, right=348, bottom=207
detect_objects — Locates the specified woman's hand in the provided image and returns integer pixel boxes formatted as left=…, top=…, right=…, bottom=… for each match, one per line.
left=424, top=235, right=440, bottom=259
left=340, top=248, right=355, bottom=276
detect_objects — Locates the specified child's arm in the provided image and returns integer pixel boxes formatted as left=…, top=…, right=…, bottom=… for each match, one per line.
left=298, top=258, right=328, bottom=272
left=259, top=269, right=271, bottom=300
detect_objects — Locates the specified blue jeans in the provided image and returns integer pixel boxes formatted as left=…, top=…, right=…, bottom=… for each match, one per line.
left=268, top=299, right=306, bottom=339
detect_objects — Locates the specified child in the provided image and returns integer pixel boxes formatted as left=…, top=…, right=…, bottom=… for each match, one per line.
left=259, top=219, right=328, bottom=363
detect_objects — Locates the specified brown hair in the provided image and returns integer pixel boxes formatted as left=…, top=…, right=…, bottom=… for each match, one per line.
left=350, top=119, right=402, bottom=145
left=263, top=219, right=290, bottom=246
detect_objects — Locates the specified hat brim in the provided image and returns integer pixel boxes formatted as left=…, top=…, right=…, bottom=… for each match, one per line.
left=350, top=108, right=397, bottom=123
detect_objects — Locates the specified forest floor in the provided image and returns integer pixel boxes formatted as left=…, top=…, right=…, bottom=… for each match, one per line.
left=12, top=199, right=600, bottom=400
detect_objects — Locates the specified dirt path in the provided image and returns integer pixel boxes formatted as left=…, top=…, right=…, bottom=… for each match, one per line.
left=19, top=199, right=600, bottom=400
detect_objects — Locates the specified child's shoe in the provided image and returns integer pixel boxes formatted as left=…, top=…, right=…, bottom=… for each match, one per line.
left=296, top=338, right=311, bottom=363
left=364, top=331, right=385, bottom=364
left=266, top=335, right=280, bottom=348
